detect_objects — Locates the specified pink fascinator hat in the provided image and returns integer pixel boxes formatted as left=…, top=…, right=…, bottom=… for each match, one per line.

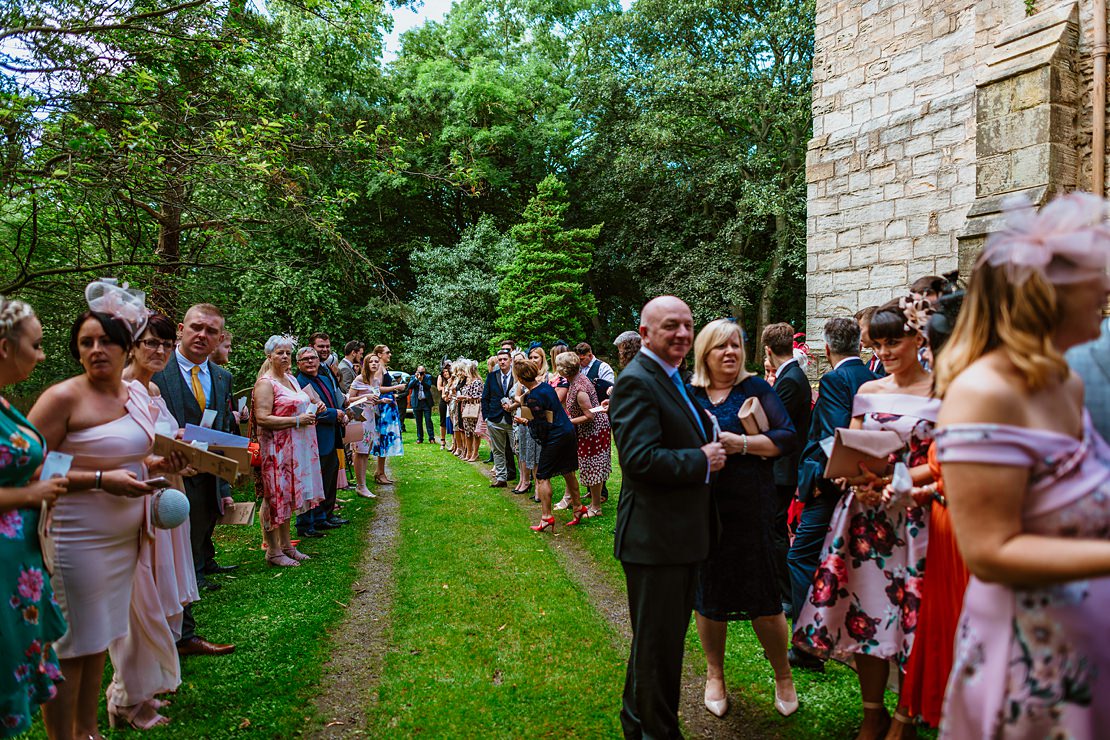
left=84, top=278, right=149, bottom=339
left=978, top=192, right=1110, bottom=288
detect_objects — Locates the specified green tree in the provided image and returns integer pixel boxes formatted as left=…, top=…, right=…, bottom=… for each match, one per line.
left=496, top=175, right=600, bottom=345
left=405, top=216, right=513, bottom=366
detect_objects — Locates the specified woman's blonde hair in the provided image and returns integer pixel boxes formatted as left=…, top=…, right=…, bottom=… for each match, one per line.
left=528, top=346, right=549, bottom=377
left=256, top=357, right=273, bottom=381
left=555, top=351, right=580, bottom=377
left=934, top=261, right=1068, bottom=397
left=691, top=319, right=750, bottom=387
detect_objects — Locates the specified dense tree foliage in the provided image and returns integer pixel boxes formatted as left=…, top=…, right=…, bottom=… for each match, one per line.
left=2, top=0, right=814, bottom=397
left=496, top=175, right=600, bottom=347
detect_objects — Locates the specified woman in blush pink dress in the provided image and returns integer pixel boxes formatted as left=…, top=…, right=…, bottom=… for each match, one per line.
left=934, top=192, right=1110, bottom=739
left=252, top=336, right=325, bottom=567
left=103, top=312, right=201, bottom=729
left=347, top=353, right=381, bottom=498
left=30, top=287, right=185, bottom=739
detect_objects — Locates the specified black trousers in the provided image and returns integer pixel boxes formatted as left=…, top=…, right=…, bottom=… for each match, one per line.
left=438, top=400, right=448, bottom=439
left=787, top=491, right=840, bottom=621
left=620, top=561, right=697, bottom=740
left=184, top=474, right=220, bottom=580
left=414, top=405, right=435, bottom=441
left=773, top=484, right=796, bottom=609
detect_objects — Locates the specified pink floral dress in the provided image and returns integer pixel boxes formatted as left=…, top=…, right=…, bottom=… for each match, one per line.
left=937, top=416, right=1110, bottom=739
left=258, top=374, right=324, bottom=531
left=564, top=373, right=611, bottom=487
left=793, top=393, right=940, bottom=670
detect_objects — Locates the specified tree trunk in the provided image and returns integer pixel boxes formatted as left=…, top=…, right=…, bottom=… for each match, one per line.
left=754, top=211, right=788, bottom=368
left=151, top=183, right=184, bottom=318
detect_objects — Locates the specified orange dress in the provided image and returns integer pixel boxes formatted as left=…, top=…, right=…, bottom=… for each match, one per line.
left=900, top=444, right=969, bottom=726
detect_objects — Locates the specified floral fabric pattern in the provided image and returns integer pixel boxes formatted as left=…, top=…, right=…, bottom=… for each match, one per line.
left=938, top=419, right=1110, bottom=739
left=0, top=396, right=66, bottom=738
left=257, top=375, right=325, bottom=530
left=792, top=394, right=940, bottom=669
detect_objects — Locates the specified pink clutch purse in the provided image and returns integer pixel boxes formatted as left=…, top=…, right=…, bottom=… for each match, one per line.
left=738, top=397, right=769, bottom=435
left=822, top=428, right=904, bottom=479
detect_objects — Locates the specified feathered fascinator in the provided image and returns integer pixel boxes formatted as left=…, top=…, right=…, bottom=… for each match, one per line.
left=978, top=192, right=1110, bottom=287
left=898, top=295, right=934, bottom=335
left=84, top=278, right=148, bottom=339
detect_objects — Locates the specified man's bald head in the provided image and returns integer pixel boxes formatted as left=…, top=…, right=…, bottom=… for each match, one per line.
left=639, top=295, right=694, bottom=368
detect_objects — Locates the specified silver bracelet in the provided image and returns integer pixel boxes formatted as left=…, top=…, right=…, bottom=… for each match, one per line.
left=741, top=435, right=748, bottom=455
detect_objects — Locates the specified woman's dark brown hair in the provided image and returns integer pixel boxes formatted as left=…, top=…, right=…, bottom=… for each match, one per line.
left=69, top=311, right=133, bottom=360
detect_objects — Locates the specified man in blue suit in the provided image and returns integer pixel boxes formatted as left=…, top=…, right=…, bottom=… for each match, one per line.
left=1067, top=316, right=1110, bottom=441
left=481, top=349, right=518, bottom=486
left=787, top=316, right=875, bottom=671
left=295, top=345, right=348, bottom=537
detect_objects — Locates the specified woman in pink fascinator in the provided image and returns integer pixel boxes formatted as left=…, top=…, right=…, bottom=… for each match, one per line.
left=933, top=192, right=1110, bottom=739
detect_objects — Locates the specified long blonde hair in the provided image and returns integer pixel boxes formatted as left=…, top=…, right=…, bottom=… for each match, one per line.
left=934, top=261, right=1068, bottom=397
left=690, top=319, right=751, bottom=387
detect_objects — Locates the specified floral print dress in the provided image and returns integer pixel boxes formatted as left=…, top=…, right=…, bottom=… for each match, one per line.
left=937, top=416, right=1110, bottom=739
left=0, top=396, right=65, bottom=737
left=257, top=374, right=325, bottom=530
left=564, top=373, right=611, bottom=487
left=793, top=392, right=940, bottom=670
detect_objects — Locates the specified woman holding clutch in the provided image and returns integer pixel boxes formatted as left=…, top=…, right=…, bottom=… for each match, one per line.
left=792, top=298, right=939, bottom=740
left=687, top=319, right=799, bottom=719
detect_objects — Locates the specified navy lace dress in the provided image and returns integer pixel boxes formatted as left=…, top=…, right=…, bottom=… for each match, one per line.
left=525, top=383, right=577, bottom=480
left=692, top=377, right=797, bottom=621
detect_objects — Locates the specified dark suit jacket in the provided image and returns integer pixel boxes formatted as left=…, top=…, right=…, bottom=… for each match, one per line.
left=296, top=371, right=343, bottom=457
left=610, top=352, right=717, bottom=565
left=406, top=376, right=434, bottom=410
left=796, top=357, right=876, bottom=503
left=771, top=360, right=811, bottom=488
left=481, top=369, right=515, bottom=423
left=153, top=353, right=235, bottom=510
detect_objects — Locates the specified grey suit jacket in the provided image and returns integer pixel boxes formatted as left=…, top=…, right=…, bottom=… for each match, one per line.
left=153, top=354, right=236, bottom=510
left=1067, top=318, right=1110, bottom=442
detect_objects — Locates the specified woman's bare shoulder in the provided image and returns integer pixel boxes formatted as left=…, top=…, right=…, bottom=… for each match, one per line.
left=940, top=356, right=1024, bottom=426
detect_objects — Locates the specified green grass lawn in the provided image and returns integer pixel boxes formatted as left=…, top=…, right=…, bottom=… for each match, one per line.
left=363, top=438, right=626, bottom=736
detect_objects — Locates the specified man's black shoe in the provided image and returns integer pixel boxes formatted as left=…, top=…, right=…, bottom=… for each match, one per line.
left=326, top=516, right=350, bottom=526
left=316, top=520, right=340, bottom=530
left=198, top=578, right=222, bottom=592
left=205, top=563, right=239, bottom=575
left=788, top=648, right=825, bottom=672
left=490, top=480, right=507, bottom=488
left=298, top=529, right=324, bottom=538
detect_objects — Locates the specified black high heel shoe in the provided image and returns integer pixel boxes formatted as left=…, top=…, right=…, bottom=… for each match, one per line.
left=512, top=481, right=533, bottom=495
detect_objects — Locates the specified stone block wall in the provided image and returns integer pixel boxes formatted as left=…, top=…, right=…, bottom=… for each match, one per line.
left=806, top=0, right=978, bottom=344
left=806, top=0, right=1109, bottom=357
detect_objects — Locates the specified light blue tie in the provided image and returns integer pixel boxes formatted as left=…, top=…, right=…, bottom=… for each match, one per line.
left=670, top=371, right=706, bottom=438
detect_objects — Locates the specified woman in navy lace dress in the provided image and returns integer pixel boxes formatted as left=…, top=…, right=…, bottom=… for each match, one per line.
left=688, top=319, right=799, bottom=719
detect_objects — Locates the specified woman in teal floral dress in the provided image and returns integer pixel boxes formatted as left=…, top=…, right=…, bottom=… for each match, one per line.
left=0, top=297, right=67, bottom=737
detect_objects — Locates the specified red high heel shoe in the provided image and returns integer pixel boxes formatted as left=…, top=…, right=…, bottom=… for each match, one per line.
left=565, top=506, right=590, bottom=526
left=530, top=516, right=555, bottom=532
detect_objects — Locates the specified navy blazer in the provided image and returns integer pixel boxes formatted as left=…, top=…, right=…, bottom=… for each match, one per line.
left=795, top=357, right=876, bottom=503
left=1067, top=318, right=1110, bottom=442
left=296, top=371, right=343, bottom=457
left=406, top=375, right=434, bottom=410
left=481, top=369, right=515, bottom=423
left=772, top=360, right=811, bottom=488
left=153, top=354, right=235, bottom=509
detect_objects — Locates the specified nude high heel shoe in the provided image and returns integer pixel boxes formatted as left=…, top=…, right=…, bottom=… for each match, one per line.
left=774, top=678, right=799, bottom=716
left=704, top=680, right=728, bottom=717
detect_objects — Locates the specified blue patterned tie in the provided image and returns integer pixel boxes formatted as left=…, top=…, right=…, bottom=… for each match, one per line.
left=670, top=370, right=706, bottom=438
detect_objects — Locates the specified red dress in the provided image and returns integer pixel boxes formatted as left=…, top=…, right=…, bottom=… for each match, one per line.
left=900, top=444, right=969, bottom=726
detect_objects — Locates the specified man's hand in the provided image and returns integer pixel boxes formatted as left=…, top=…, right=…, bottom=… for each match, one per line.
left=702, top=441, right=727, bottom=472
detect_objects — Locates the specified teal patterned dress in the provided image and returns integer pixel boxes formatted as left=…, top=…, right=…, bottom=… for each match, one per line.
left=0, top=396, right=66, bottom=737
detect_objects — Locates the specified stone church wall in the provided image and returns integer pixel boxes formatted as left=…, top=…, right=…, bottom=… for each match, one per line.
left=806, top=0, right=1108, bottom=351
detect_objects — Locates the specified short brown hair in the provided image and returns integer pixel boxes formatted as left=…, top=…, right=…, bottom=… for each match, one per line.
left=310, top=332, right=330, bottom=344
left=184, top=303, right=224, bottom=322
left=761, top=323, right=794, bottom=357
left=513, top=354, right=538, bottom=383
left=574, top=342, right=593, bottom=356
left=854, top=305, right=879, bottom=327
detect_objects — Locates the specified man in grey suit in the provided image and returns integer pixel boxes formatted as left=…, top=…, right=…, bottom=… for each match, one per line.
left=1067, top=316, right=1110, bottom=440
left=153, top=303, right=236, bottom=656
left=610, top=296, right=726, bottom=739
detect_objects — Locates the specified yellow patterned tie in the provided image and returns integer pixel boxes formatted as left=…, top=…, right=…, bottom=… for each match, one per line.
left=190, top=365, right=206, bottom=410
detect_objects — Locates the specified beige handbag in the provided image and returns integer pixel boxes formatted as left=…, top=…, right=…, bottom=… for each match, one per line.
left=822, top=428, right=904, bottom=479
left=738, top=396, right=770, bottom=435
left=462, top=401, right=480, bottom=421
